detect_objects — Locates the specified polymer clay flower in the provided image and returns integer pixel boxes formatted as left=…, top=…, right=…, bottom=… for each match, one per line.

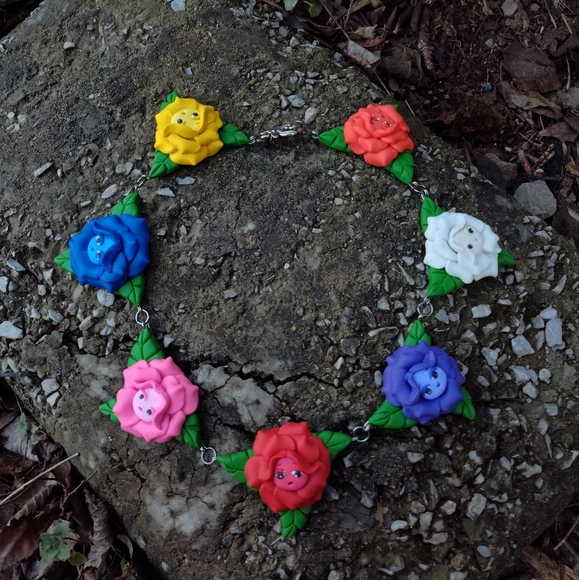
left=423, top=212, right=501, bottom=284
left=68, top=214, right=150, bottom=293
left=154, top=96, right=224, bottom=166
left=245, top=422, right=331, bottom=513
left=344, top=104, right=414, bottom=167
left=113, top=357, right=199, bottom=443
left=382, top=342, right=465, bottom=425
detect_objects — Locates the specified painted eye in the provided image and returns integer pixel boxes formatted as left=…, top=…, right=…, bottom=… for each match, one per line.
left=468, top=228, right=474, bottom=234
left=372, top=115, right=380, bottom=120
left=431, top=370, right=438, bottom=379
left=146, top=409, right=152, bottom=416
left=275, top=472, right=285, bottom=480
left=95, top=250, right=102, bottom=259
left=191, top=112, right=198, bottom=117
left=425, top=387, right=431, bottom=395
left=291, top=470, right=303, bottom=478
left=468, top=244, right=473, bottom=249
left=139, top=393, right=144, bottom=399
left=95, top=236, right=101, bottom=245
left=383, top=121, right=391, bottom=126
left=176, top=119, right=183, bottom=124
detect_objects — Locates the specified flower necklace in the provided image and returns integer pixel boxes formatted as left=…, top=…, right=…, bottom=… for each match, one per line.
left=54, top=96, right=515, bottom=538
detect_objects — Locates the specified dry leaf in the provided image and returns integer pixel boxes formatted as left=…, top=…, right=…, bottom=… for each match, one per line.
left=350, top=25, right=376, bottom=40
left=497, top=81, right=562, bottom=118
left=375, top=504, right=389, bottom=524
left=503, top=42, right=561, bottom=92
left=538, top=121, right=578, bottom=142
left=339, top=40, right=380, bottom=69
left=9, top=475, right=60, bottom=520
left=84, top=487, right=118, bottom=571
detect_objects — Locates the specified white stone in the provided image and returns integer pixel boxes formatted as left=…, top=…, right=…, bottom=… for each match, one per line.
left=176, top=177, right=195, bottom=185
left=102, top=184, right=117, bottom=199
left=0, top=321, right=23, bottom=339
left=481, top=347, right=499, bottom=366
left=501, top=0, right=519, bottom=16
left=511, top=336, right=534, bottom=356
left=472, top=304, right=491, bottom=318
left=46, top=392, right=60, bottom=407
left=424, top=532, right=448, bottom=545
left=440, top=500, right=457, bottom=515
left=158, top=187, right=175, bottom=197
left=391, top=520, right=409, bottom=531
left=287, top=95, right=305, bottom=108
left=466, top=494, right=487, bottom=519
left=34, top=162, right=53, bottom=177
left=7, top=259, right=25, bottom=272
left=0, top=277, right=8, bottom=292
left=522, top=382, right=538, bottom=399
left=171, top=0, right=186, bottom=10
left=97, top=289, right=115, bottom=307
left=539, top=369, right=551, bottom=383
left=304, top=107, right=318, bottom=124
left=224, top=289, right=238, bottom=299
left=516, top=462, right=542, bottom=478
left=540, top=306, right=558, bottom=320
left=41, top=378, right=60, bottom=395
left=545, top=317, right=564, bottom=348
left=63, top=41, right=75, bottom=50
left=477, top=545, right=492, bottom=557
left=407, top=452, right=424, bottom=464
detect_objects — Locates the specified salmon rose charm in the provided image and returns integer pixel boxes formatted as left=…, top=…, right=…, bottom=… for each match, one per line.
left=149, top=92, right=249, bottom=178
left=217, top=422, right=351, bottom=537
left=318, top=103, right=415, bottom=184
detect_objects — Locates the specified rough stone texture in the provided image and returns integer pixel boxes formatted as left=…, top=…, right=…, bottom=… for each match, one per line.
left=513, top=180, right=558, bottom=219
left=1, top=1, right=579, bottom=579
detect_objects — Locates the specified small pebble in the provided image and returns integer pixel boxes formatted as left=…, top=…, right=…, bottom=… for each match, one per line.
left=34, top=162, right=53, bottom=177
left=48, top=310, right=64, bottom=323
left=511, top=336, right=535, bottom=356
left=540, top=307, right=558, bottom=320
left=391, top=520, right=409, bottom=532
left=287, top=95, right=305, bottom=108
left=0, top=277, right=8, bottom=292
left=102, top=184, right=117, bottom=199
left=466, top=494, right=487, bottom=519
left=439, top=500, right=456, bottom=515
left=472, top=304, right=491, bottom=318
left=0, top=321, right=23, bottom=340
left=304, top=107, right=318, bottom=124
left=158, top=187, right=175, bottom=197
left=97, top=289, right=115, bottom=307
left=41, top=378, right=60, bottom=395
left=79, top=315, right=95, bottom=331
left=477, top=545, right=492, bottom=558
left=176, top=177, right=195, bottom=185
left=481, top=347, right=499, bottom=366
left=539, top=369, right=551, bottom=383
left=7, top=259, right=25, bottom=272
left=545, top=317, right=564, bottom=348
left=63, top=41, right=75, bottom=50
left=522, top=382, right=538, bottom=399
left=407, top=452, right=424, bottom=463
left=224, top=289, right=238, bottom=299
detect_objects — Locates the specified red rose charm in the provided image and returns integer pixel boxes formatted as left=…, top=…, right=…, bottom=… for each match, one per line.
left=245, top=422, right=331, bottom=513
left=344, top=104, right=414, bottom=167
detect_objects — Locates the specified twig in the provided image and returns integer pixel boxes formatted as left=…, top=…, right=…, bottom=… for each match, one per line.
left=554, top=511, right=579, bottom=551
left=0, top=452, right=80, bottom=506
left=61, top=470, right=96, bottom=507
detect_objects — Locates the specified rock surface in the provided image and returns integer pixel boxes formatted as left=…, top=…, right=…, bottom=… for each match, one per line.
left=1, top=0, right=579, bottom=579
left=513, top=180, right=558, bottom=219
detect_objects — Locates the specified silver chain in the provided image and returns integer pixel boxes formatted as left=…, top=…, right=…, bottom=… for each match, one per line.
left=249, top=124, right=318, bottom=145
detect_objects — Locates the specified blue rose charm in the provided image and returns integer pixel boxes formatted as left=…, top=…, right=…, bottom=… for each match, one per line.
left=68, top=214, right=150, bottom=293
left=382, top=342, right=465, bottom=424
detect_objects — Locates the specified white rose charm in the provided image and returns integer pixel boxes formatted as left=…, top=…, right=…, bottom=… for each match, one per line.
left=420, top=198, right=515, bottom=298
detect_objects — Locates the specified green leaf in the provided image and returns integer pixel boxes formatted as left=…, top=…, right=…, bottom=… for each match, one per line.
left=39, top=522, right=71, bottom=565
left=149, top=150, right=180, bottom=178
left=315, top=431, right=352, bottom=460
left=116, top=274, right=146, bottom=307
left=498, top=248, right=515, bottom=267
left=128, top=327, right=165, bottom=366
left=385, top=150, right=414, bottom=185
left=426, top=266, right=465, bottom=299
left=283, top=0, right=299, bottom=9
left=308, top=0, right=323, bottom=17
left=318, top=127, right=352, bottom=153
left=174, top=413, right=201, bottom=448
left=54, top=248, right=73, bottom=274
left=159, top=91, right=179, bottom=112
left=99, top=399, right=120, bottom=424
left=18, top=413, right=27, bottom=439
left=404, top=320, right=432, bottom=346
left=111, top=191, right=142, bottom=217
left=280, top=507, right=311, bottom=538
left=451, top=387, right=475, bottom=420
left=217, top=449, right=255, bottom=485
left=367, top=400, right=418, bottom=430
left=219, top=123, right=250, bottom=147
left=68, top=551, right=88, bottom=566
left=420, top=197, right=445, bottom=234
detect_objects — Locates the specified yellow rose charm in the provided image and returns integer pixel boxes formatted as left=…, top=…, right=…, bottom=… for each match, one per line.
left=154, top=96, right=224, bottom=167
left=149, top=92, right=250, bottom=178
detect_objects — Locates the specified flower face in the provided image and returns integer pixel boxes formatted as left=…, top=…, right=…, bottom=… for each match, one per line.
left=113, top=357, right=199, bottom=443
left=382, top=343, right=465, bottom=424
left=344, top=104, right=414, bottom=167
left=423, top=212, right=501, bottom=284
left=154, top=97, right=224, bottom=166
left=245, top=422, right=331, bottom=513
left=69, top=214, right=150, bottom=293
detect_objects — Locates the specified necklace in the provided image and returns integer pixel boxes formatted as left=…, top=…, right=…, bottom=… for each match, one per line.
left=54, top=97, right=515, bottom=538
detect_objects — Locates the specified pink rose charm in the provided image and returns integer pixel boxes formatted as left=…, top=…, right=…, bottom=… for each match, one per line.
left=113, top=357, right=199, bottom=443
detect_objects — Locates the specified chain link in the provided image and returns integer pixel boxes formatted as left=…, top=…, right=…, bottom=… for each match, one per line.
left=249, top=124, right=318, bottom=145
left=200, top=446, right=217, bottom=465
left=351, top=422, right=371, bottom=443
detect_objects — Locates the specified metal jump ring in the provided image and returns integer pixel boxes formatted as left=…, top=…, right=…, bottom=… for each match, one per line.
left=417, top=299, right=433, bottom=319
left=135, top=307, right=150, bottom=328
left=351, top=422, right=371, bottom=443
left=200, top=446, right=217, bottom=465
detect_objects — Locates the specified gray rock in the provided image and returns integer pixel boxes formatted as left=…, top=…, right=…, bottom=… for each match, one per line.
left=41, top=378, right=60, bottom=395
left=522, top=382, right=538, bottom=399
left=513, top=180, right=557, bottom=219
left=545, top=317, right=564, bottom=348
left=0, top=321, right=23, bottom=340
left=511, top=336, right=535, bottom=356
left=97, top=289, right=115, bottom=307
left=467, top=494, right=487, bottom=519
left=558, top=87, right=579, bottom=108
left=7, top=259, right=25, bottom=272
left=472, top=304, right=491, bottom=318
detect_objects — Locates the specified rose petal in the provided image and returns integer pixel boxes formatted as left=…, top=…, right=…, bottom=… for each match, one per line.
left=114, top=387, right=140, bottom=428
left=363, top=147, right=398, bottom=167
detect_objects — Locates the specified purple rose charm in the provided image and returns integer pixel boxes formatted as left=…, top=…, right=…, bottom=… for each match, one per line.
left=69, top=214, right=150, bottom=293
left=382, top=342, right=465, bottom=424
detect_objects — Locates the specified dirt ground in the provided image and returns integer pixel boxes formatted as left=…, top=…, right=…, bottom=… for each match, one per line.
left=1, top=0, right=579, bottom=577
